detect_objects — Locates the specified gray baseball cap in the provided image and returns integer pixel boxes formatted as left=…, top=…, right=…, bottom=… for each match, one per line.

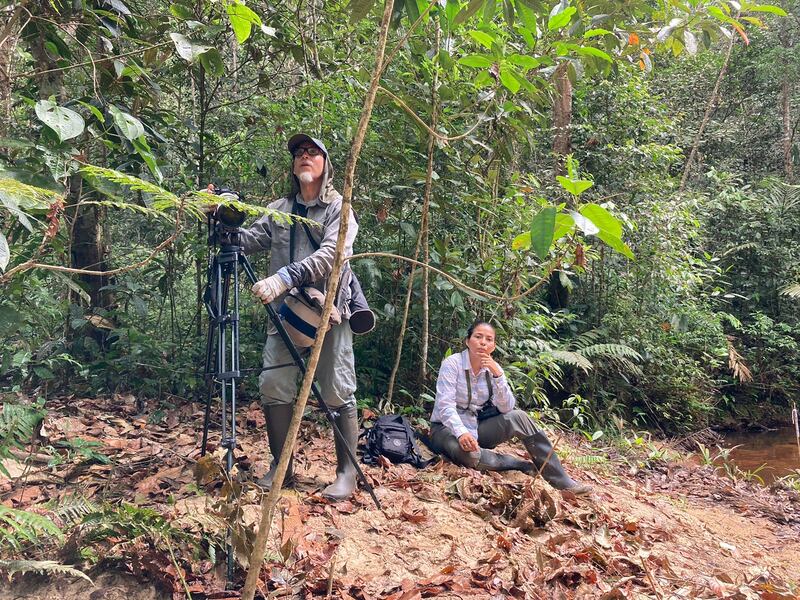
left=287, top=133, right=328, bottom=156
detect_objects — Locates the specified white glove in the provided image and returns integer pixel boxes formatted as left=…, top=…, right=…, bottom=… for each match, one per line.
left=252, top=274, right=289, bottom=304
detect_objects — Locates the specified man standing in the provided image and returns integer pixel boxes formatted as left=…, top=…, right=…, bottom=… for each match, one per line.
left=239, top=133, right=359, bottom=502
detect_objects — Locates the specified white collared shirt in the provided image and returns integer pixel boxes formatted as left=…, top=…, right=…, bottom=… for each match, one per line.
left=430, top=349, right=516, bottom=440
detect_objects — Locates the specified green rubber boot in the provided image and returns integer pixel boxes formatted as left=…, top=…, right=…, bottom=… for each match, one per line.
left=256, top=404, right=295, bottom=490
left=322, top=404, right=359, bottom=501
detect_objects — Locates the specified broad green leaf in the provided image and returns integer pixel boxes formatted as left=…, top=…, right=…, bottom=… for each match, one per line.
left=748, top=4, right=787, bottom=16
left=707, top=6, right=740, bottom=27
left=170, top=3, right=193, bottom=19
left=0, top=231, right=9, bottom=272
left=445, top=0, right=461, bottom=25
left=458, top=54, right=493, bottom=67
left=556, top=175, right=593, bottom=196
left=502, top=0, right=514, bottom=28
left=548, top=6, right=576, bottom=30
left=34, top=100, right=85, bottom=142
left=499, top=66, right=521, bottom=93
left=77, top=101, right=104, bottom=123
left=553, top=212, right=575, bottom=240
left=227, top=1, right=262, bottom=44
left=405, top=0, right=420, bottom=23
left=575, top=46, right=612, bottom=62
left=516, top=0, right=537, bottom=30
left=170, top=32, right=210, bottom=62
left=512, top=231, right=531, bottom=251
left=350, top=0, right=376, bottom=22
left=741, top=16, right=764, bottom=26
left=200, top=48, right=225, bottom=76
left=507, top=53, right=540, bottom=69
left=454, top=0, right=484, bottom=25
left=450, top=290, right=463, bottom=308
left=584, top=28, right=612, bottom=38
left=579, top=203, right=621, bottom=238
left=109, top=105, right=144, bottom=140
left=131, top=137, right=163, bottom=183
left=683, top=30, right=698, bottom=55
left=597, top=230, right=634, bottom=259
left=482, top=0, right=496, bottom=23
left=657, top=17, right=682, bottom=42
left=530, top=206, right=556, bottom=260
left=569, top=210, right=599, bottom=235
left=468, top=30, right=495, bottom=49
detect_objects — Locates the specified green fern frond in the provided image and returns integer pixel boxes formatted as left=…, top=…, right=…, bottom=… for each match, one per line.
left=80, top=165, right=296, bottom=226
left=0, top=403, right=45, bottom=475
left=546, top=350, right=593, bottom=372
left=0, top=559, right=92, bottom=583
left=49, top=494, right=98, bottom=528
left=0, top=178, right=62, bottom=211
left=761, top=178, right=800, bottom=212
left=782, top=283, right=800, bottom=298
left=0, top=506, right=63, bottom=551
left=80, top=166, right=179, bottom=208
left=580, top=343, right=643, bottom=362
left=570, top=329, right=604, bottom=349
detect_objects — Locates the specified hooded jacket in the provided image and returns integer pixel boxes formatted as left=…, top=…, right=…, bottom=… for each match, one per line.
left=238, top=151, right=358, bottom=319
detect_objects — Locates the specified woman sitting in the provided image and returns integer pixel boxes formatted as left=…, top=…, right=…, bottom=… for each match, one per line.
left=429, top=321, right=591, bottom=495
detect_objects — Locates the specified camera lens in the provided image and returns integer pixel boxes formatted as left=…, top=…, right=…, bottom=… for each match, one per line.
left=214, top=204, right=246, bottom=227
left=212, top=190, right=246, bottom=227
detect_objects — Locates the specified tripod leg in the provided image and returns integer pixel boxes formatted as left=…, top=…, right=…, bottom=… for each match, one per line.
left=201, top=258, right=221, bottom=457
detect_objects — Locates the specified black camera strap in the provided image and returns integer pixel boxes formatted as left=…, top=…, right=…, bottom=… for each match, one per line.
left=290, top=199, right=352, bottom=305
left=465, top=369, right=493, bottom=414
left=289, top=200, right=318, bottom=262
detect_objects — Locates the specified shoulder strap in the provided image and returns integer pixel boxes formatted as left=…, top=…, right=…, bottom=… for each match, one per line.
left=465, top=369, right=494, bottom=413
left=401, top=418, right=437, bottom=469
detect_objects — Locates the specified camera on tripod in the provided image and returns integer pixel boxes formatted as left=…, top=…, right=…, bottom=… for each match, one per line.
left=207, top=187, right=247, bottom=245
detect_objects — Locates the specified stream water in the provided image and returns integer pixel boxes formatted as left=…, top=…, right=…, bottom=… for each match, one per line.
left=721, top=427, right=800, bottom=483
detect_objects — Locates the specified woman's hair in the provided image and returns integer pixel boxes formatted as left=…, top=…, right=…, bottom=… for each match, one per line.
left=465, top=320, right=495, bottom=340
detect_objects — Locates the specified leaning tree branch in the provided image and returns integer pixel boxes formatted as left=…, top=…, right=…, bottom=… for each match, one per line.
left=679, top=34, right=736, bottom=192
left=240, top=1, right=397, bottom=598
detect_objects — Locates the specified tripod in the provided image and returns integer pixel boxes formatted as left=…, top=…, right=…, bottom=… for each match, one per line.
left=199, top=216, right=381, bottom=580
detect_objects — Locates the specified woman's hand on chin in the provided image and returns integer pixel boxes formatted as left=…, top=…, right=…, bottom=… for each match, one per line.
left=458, top=433, right=479, bottom=452
left=477, top=352, right=502, bottom=377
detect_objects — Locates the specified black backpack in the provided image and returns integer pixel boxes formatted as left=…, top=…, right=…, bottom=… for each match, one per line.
left=361, top=415, right=436, bottom=469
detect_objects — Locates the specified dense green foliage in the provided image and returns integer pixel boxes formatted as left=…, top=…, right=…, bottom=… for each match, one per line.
left=1, top=0, right=798, bottom=434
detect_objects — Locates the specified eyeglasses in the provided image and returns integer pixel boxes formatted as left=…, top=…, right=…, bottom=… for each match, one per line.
left=292, top=146, right=323, bottom=158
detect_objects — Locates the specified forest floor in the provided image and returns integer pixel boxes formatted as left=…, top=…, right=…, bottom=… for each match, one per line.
left=1, top=393, right=800, bottom=600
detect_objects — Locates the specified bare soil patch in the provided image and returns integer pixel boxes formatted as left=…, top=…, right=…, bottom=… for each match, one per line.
left=2, top=394, right=799, bottom=599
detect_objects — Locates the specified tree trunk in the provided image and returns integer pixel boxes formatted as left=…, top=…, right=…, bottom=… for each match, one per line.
left=26, top=2, right=111, bottom=314
left=679, top=35, right=735, bottom=192
left=781, top=78, right=793, bottom=182
left=548, top=61, right=573, bottom=309
left=0, top=3, right=25, bottom=141
left=779, top=19, right=794, bottom=183
left=419, top=22, right=440, bottom=387
left=68, top=176, right=110, bottom=308
left=552, top=61, right=572, bottom=175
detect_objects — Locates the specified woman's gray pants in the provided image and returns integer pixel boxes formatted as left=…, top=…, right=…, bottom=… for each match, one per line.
left=429, top=410, right=578, bottom=490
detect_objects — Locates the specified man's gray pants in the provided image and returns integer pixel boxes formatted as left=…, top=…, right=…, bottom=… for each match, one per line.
left=258, top=321, right=356, bottom=409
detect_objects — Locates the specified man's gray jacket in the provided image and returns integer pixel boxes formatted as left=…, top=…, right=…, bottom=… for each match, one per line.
left=237, top=152, right=358, bottom=319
